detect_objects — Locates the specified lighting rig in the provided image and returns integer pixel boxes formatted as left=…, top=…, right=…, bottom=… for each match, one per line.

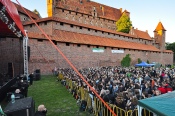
left=0, top=5, right=22, bottom=37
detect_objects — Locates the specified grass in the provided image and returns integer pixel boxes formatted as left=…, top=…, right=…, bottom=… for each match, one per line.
left=28, top=75, right=89, bottom=116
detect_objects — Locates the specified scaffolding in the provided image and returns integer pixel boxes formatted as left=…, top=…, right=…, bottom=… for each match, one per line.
left=23, top=30, right=28, bottom=80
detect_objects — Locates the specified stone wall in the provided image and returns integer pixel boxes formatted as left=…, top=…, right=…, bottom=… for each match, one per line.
left=28, top=39, right=173, bottom=75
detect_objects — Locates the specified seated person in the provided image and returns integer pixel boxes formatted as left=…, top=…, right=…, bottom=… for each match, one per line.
left=14, top=89, right=24, bottom=99
left=35, top=105, right=47, bottom=116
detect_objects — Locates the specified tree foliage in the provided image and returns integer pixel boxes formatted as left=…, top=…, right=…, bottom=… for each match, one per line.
left=121, top=54, right=131, bottom=67
left=138, top=58, right=142, bottom=64
left=33, top=9, right=41, bottom=17
left=116, top=13, right=132, bottom=33
left=147, top=60, right=150, bottom=64
left=166, top=42, right=175, bottom=62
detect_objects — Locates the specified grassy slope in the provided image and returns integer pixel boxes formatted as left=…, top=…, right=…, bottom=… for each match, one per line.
left=28, top=75, right=88, bottom=116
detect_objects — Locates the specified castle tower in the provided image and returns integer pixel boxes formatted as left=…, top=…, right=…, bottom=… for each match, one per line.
left=153, top=21, right=166, bottom=51
left=47, top=0, right=54, bottom=17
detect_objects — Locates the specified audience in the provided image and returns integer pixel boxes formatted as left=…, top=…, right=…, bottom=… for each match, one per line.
left=59, top=65, right=175, bottom=111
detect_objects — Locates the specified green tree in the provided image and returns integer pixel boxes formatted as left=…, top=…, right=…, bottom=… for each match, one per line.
left=138, top=58, right=142, bottom=63
left=121, top=54, right=131, bottom=67
left=147, top=60, right=150, bottom=64
left=33, top=9, right=41, bottom=18
left=166, top=42, right=175, bottom=62
left=116, top=13, right=132, bottom=33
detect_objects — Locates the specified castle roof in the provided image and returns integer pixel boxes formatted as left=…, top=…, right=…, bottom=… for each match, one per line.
left=13, top=2, right=40, bottom=19
left=133, top=29, right=152, bottom=40
left=23, top=17, right=153, bottom=41
left=56, top=0, right=122, bottom=21
left=154, top=21, right=166, bottom=31
left=27, top=30, right=161, bottom=52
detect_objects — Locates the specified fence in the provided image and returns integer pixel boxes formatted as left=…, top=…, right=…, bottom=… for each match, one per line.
left=59, top=76, right=152, bottom=116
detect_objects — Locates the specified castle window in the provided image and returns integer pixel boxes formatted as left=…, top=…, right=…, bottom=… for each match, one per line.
left=69, top=11, right=71, bottom=14
left=66, top=43, right=70, bottom=46
left=87, top=45, right=90, bottom=48
left=88, top=28, right=90, bottom=31
left=38, top=39, right=43, bottom=42
left=44, top=21, right=47, bottom=25
left=52, top=40, right=57, bottom=45
left=102, top=31, right=104, bottom=34
left=111, top=47, right=113, bottom=50
left=104, top=46, right=106, bottom=49
left=79, top=26, right=82, bottom=29
left=70, top=24, right=74, bottom=28
left=108, top=33, right=110, bottom=35
left=96, top=46, right=99, bottom=48
left=30, top=24, right=32, bottom=28
left=95, top=30, right=97, bottom=32
left=60, top=22, right=64, bottom=26
left=23, top=17, right=26, bottom=21
left=62, top=9, right=64, bottom=12
left=77, top=44, right=81, bottom=47
left=145, top=41, right=147, bottom=44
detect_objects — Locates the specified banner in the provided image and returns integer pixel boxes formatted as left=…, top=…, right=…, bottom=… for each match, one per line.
left=92, top=48, right=104, bottom=53
left=111, top=49, right=124, bottom=53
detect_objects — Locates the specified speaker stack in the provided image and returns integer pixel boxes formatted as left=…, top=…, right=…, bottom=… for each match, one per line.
left=35, top=69, right=41, bottom=81
left=4, top=97, right=35, bottom=116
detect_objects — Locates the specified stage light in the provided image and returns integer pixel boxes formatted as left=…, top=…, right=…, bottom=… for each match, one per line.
left=0, top=15, right=9, bottom=24
left=0, top=7, right=9, bottom=24
left=8, top=22, right=16, bottom=32
left=1, top=6, right=6, bottom=13
left=15, top=31, right=22, bottom=38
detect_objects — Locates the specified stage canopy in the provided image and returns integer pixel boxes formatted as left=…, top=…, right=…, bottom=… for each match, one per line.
left=138, top=91, right=175, bottom=116
left=135, top=61, right=155, bottom=67
left=0, top=0, right=25, bottom=37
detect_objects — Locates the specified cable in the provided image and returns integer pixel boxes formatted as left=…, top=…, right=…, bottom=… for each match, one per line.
left=15, top=1, right=117, bottom=116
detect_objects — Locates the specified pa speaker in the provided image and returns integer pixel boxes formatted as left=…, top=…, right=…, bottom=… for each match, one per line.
left=8, top=62, right=14, bottom=78
left=4, top=97, right=35, bottom=116
left=27, top=46, right=30, bottom=61
left=35, top=73, right=41, bottom=81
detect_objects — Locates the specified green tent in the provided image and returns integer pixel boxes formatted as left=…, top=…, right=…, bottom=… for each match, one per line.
left=138, top=91, right=175, bottom=116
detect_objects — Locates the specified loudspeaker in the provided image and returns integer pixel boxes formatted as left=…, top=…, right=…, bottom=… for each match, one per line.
left=35, top=69, right=40, bottom=73
left=8, top=62, right=14, bottom=78
left=4, top=97, right=35, bottom=116
left=27, top=46, right=30, bottom=61
left=35, top=73, right=41, bottom=81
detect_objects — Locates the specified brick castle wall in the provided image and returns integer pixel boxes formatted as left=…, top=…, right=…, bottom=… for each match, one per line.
left=28, top=39, right=173, bottom=75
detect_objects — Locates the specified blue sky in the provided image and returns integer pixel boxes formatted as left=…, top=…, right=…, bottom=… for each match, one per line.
left=12, top=0, right=174, bottom=43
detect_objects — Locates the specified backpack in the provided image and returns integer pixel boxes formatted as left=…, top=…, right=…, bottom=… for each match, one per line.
left=79, top=100, right=87, bottom=111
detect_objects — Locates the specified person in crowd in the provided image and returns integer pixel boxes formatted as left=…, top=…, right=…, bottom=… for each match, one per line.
left=35, top=104, right=47, bottom=116
left=29, top=73, right=34, bottom=85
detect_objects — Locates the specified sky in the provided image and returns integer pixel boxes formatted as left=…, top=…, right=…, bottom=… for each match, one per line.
left=11, top=0, right=175, bottom=43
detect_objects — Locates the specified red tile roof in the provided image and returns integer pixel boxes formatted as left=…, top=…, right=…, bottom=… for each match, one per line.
left=27, top=30, right=160, bottom=52
left=154, top=22, right=166, bottom=31
left=23, top=17, right=137, bottom=38
left=133, top=29, right=152, bottom=40
left=163, top=50, right=173, bottom=53
left=13, top=2, right=40, bottom=20
left=56, top=0, right=122, bottom=21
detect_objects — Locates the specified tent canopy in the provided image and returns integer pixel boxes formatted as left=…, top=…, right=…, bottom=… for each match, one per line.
left=135, top=61, right=154, bottom=67
left=138, top=91, right=175, bottom=116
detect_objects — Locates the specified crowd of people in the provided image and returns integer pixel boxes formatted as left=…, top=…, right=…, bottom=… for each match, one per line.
left=58, top=66, right=175, bottom=111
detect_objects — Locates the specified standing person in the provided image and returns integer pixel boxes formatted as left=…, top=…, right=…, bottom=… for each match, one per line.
left=29, top=73, right=34, bottom=85
left=54, top=67, right=57, bottom=76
